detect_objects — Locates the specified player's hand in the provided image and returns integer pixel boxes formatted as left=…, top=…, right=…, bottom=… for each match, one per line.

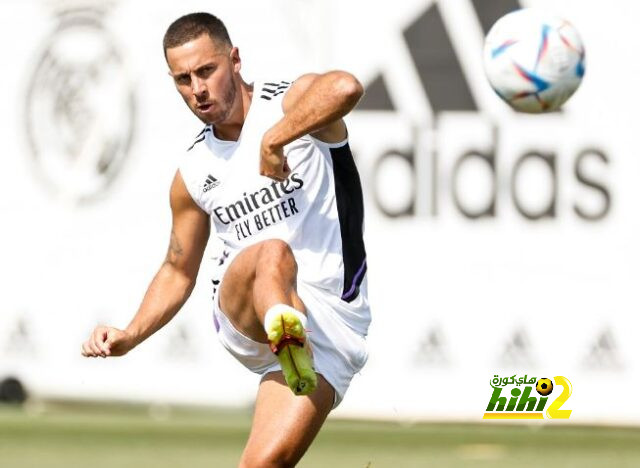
left=81, top=326, right=136, bottom=358
left=260, top=135, right=291, bottom=182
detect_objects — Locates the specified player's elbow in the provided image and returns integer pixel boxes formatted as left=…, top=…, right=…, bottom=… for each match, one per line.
left=161, top=261, right=198, bottom=297
left=331, top=71, right=364, bottom=106
left=179, top=269, right=199, bottom=297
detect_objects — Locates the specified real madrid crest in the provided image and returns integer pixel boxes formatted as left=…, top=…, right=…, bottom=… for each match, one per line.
left=25, top=2, right=135, bottom=203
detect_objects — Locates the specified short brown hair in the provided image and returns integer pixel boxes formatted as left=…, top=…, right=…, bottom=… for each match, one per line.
left=163, top=12, right=232, bottom=56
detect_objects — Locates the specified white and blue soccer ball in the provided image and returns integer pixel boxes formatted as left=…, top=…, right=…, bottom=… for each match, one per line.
left=483, top=8, right=585, bottom=113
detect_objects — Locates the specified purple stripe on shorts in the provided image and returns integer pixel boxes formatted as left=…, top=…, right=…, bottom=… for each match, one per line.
left=341, top=259, right=367, bottom=300
left=213, top=311, right=220, bottom=332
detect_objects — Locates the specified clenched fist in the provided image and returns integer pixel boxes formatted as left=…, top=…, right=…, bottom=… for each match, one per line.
left=260, top=135, right=290, bottom=182
left=81, top=326, right=136, bottom=358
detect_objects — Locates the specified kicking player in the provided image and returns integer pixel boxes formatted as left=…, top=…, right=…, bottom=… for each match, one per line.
left=82, top=12, right=370, bottom=467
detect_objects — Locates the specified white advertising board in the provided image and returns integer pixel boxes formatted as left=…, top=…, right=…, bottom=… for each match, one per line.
left=0, top=0, right=638, bottom=424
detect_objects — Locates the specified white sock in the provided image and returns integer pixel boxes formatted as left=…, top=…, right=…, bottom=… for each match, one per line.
left=263, top=304, right=307, bottom=333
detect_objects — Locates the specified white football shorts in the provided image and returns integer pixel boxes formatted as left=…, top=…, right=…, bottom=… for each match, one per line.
left=211, top=254, right=370, bottom=409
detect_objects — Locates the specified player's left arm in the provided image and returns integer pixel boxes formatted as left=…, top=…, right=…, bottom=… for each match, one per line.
left=260, top=71, right=364, bottom=181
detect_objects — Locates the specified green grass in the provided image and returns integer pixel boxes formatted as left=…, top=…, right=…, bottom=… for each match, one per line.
left=1, top=401, right=639, bottom=467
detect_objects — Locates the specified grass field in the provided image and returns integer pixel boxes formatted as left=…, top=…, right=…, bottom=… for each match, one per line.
left=1, top=401, right=640, bottom=467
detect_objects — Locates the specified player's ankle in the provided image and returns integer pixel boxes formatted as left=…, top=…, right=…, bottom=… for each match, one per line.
left=263, top=304, right=307, bottom=334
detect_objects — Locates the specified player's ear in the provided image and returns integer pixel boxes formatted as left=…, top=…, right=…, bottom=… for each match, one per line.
left=230, top=46, right=241, bottom=73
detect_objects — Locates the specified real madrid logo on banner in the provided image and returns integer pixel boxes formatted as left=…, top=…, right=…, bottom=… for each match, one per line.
left=25, top=1, right=135, bottom=203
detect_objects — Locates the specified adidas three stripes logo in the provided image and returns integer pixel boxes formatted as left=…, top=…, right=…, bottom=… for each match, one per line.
left=260, top=81, right=291, bottom=100
left=203, top=174, right=220, bottom=192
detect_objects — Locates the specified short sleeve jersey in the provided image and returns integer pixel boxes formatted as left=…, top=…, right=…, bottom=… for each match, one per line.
left=179, top=79, right=367, bottom=303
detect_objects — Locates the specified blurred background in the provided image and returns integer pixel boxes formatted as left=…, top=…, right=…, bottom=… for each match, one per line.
left=2, top=0, right=640, bottom=466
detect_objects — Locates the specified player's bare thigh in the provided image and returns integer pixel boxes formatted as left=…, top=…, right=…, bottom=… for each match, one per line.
left=219, top=239, right=306, bottom=343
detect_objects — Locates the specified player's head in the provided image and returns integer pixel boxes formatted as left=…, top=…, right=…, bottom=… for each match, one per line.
left=163, top=13, right=241, bottom=125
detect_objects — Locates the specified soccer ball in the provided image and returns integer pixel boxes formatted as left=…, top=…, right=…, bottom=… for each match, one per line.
left=483, top=9, right=585, bottom=113
left=536, top=378, right=554, bottom=396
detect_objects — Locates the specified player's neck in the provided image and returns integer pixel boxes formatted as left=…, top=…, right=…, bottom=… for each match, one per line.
left=212, top=80, right=253, bottom=141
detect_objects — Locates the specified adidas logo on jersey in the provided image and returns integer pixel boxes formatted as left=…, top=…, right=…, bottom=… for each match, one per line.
left=203, top=174, right=220, bottom=192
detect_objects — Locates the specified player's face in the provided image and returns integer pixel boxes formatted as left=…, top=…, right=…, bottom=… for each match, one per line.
left=166, top=34, right=240, bottom=125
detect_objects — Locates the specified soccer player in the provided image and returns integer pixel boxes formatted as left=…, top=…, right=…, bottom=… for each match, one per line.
left=81, top=12, right=370, bottom=467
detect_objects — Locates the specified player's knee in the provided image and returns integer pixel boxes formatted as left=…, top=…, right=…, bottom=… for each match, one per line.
left=257, top=239, right=297, bottom=274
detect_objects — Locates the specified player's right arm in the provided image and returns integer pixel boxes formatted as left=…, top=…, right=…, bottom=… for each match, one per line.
left=81, top=171, right=210, bottom=358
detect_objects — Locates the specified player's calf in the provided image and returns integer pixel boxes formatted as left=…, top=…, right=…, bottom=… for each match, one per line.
left=253, top=239, right=299, bottom=316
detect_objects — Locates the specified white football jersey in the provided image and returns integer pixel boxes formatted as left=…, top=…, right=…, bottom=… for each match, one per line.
left=179, top=79, right=367, bottom=305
